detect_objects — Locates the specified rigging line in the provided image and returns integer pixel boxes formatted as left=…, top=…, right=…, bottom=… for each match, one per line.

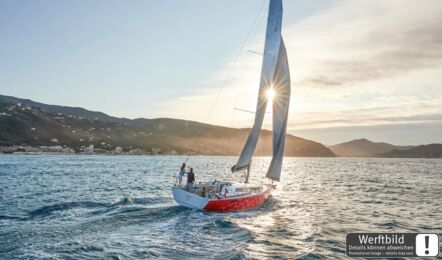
left=185, top=0, right=267, bottom=162
left=247, top=50, right=264, bottom=56
left=203, top=0, right=267, bottom=124
left=234, top=107, right=271, bottom=114
left=234, top=107, right=256, bottom=114
left=231, top=1, right=266, bottom=116
left=232, top=3, right=268, bottom=162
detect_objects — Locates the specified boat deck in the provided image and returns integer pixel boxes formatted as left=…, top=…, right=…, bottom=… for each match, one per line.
left=175, top=181, right=264, bottom=200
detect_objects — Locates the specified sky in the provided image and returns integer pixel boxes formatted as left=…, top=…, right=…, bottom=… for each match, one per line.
left=1, top=0, right=441, bottom=145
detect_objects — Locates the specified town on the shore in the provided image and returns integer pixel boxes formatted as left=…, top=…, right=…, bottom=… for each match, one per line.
left=0, top=145, right=178, bottom=155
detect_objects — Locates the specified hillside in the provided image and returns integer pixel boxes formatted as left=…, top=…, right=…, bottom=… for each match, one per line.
left=381, top=144, right=442, bottom=158
left=0, top=96, right=335, bottom=157
left=330, top=138, right=413, bottom=157
left=0, top=94, right=120, bottom=123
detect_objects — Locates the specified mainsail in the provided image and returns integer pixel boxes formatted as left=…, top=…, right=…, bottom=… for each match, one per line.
left=231, top=0, right=290, bottom=182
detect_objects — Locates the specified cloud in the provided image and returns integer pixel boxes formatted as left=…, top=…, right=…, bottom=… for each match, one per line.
left=156, top=0, right=442, bottom=144
left=288, top=93, right=442, bottom=131
left=288, top=0, right=442, bottom=88
left=291, top=112, right=442, bottom=129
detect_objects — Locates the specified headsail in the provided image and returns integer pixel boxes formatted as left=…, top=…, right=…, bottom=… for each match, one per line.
left=232, top=0, right=290, bottom=181
left=266, top=37, right=290, bottom=181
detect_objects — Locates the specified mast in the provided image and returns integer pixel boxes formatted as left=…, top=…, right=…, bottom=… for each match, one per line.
left=231, top=0, right=290, bottom=182
left=245, top=166, right=251, bottom=183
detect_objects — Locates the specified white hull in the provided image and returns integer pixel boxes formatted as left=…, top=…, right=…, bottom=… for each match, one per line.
left=172, top=187, right=209, bottom=210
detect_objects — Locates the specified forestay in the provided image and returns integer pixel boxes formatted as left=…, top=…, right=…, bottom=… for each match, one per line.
left=231, top=0, right=290, bottom=182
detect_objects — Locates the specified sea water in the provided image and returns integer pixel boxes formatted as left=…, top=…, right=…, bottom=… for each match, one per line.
left=0, top=155, right=441, bottom=259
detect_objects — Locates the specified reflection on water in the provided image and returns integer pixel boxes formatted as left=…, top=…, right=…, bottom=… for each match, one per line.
left=0, top=155, right=441, bottom=259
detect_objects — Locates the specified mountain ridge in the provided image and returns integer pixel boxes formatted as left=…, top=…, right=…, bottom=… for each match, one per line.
left=0, top=95, right=335, bottom=157
left=2, top=94, right=441, bottom=158
left=380, top=144, right=442, bottom=158
left=0, top=94, right=123, bottom=123
left=330, top=138, right=414, bottom=157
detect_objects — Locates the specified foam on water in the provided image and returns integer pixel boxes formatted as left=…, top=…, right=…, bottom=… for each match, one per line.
left=0, top=155, right=441, bottom=259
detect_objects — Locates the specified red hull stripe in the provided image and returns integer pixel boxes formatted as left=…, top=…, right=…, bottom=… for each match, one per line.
left=203, top=187, right=273, bottom=212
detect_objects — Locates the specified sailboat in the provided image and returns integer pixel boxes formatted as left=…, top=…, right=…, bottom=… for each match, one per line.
left=172, top=0, right=290, bottom=212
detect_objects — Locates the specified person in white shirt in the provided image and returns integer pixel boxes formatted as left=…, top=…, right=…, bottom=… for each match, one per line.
left=178, top=163, right=186, bottom=186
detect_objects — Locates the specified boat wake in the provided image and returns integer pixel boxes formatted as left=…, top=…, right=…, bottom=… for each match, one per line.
left=28, top=201, right=108, bottom=218
left=20, top=196, right=176, bottom=221
left=113, top=196, right=171, bottom=206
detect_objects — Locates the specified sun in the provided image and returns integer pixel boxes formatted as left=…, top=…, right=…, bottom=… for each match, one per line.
left=266, top=88, right=275, bottom=102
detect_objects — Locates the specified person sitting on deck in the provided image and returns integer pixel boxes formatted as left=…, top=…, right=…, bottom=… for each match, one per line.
left=178, top=163, right=186, bottom=186
left=187, top=168, right=195, bottom=192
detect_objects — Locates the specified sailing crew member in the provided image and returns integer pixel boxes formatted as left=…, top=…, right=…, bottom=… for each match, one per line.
left=178, top=163, right=186, bottom=186
left=187, top=168, right=195, bottom=192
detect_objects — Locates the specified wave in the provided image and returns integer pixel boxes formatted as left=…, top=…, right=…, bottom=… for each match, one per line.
left=112, top=196, right=172, bottom=206
left=28, top=201, right=109, bottom=218
left=26, top=196, right=174, bottom=220
left=0, top=215, right=25, bottom=220
left=76, top=203, right=188, bottom=232
left=377, top=220, right=400, bottom=229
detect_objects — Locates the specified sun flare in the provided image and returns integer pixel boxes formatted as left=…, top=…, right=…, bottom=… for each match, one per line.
left=266, top=88, right=275, bottom=102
